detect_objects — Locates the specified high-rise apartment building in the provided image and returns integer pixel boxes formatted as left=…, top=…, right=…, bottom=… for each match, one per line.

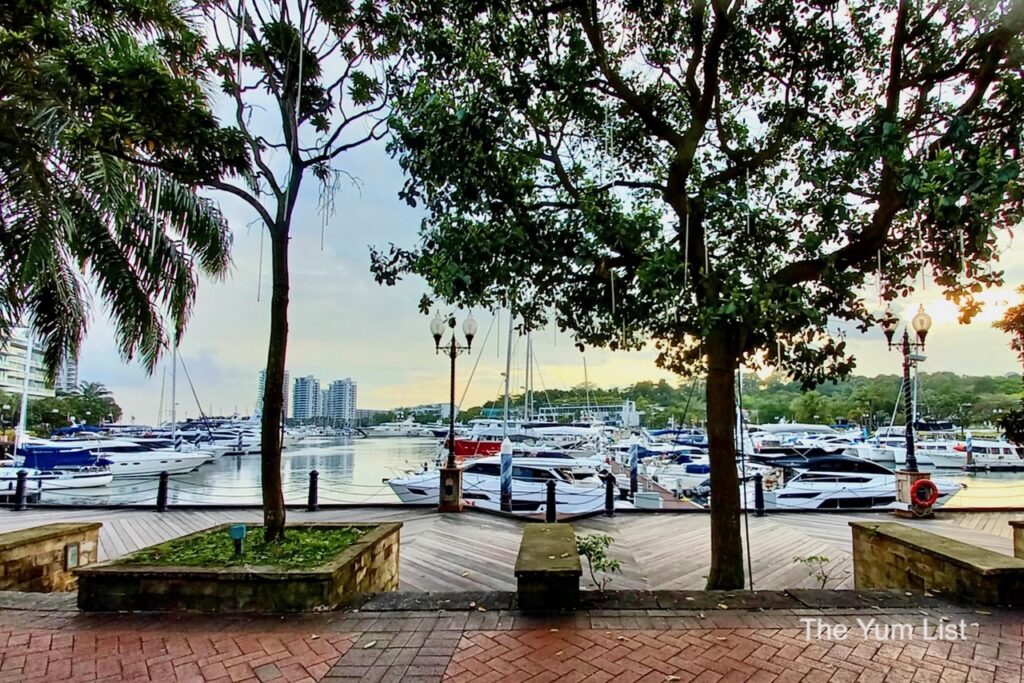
left=0, top=329, right=54, bottom=399
left=54, top=356, right=79, bottom=394
left=324, top=378, right=357, bottom=423
left=255, top=369, right=290, bottom=419
left=292, top=375, right=321, bottom=421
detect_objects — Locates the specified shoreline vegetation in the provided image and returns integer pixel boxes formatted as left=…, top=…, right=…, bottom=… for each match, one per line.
left=443, top=372, right=1022, bottom=429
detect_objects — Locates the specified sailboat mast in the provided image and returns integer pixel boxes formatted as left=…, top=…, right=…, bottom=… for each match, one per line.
left=14, top=331, right=32, bottom=457
left=525, top=333, right=532, bottom=421
left=171, top=342, right=177, bottom=442
left=501, top=311, right=514, bottom=440
left=157, top=366, right=167, bottom=426
left=583, top=354, right=592, bottom=418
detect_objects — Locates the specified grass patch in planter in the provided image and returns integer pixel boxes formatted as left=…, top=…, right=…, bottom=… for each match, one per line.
left=123, top=526, right=365, bottom=570
left=75, top=522, right=403, bottom=612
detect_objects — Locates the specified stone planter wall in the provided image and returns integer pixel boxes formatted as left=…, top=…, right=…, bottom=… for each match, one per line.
left=75, top=522, right=400, bottom=613
left=850, top=521, right=1024, bottom=606
left=0, top=523, right=101, bottom=592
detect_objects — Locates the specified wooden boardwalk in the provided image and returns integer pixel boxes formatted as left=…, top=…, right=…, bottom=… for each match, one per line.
left=0, top=507, right=1018, bottom=591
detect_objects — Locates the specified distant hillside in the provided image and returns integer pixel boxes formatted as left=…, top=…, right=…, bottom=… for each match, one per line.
left=458, top=372, right=1022, bottom=429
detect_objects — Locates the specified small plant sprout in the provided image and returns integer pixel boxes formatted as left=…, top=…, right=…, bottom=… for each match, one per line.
left=576, top=533, right=621, bottom=591
left=794, top=555, right=838, bottom=589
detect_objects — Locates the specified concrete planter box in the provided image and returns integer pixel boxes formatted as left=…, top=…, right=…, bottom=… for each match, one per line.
left=75, top=522, right=401, bottom=613
left=850, top=521, right=1024, bottom=606
left=0, top=523, right=101, bottom=592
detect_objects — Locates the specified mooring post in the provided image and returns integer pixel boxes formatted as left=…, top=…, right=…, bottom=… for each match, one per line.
left=604, top=474, right=615, bottom=517
left=156, top=471, right=169, bottom=512
left=753, top=473, right=765, bottom=517
left=308, top=469, right=319, bottom=512
left=14, top=470, right=27, bottom=511
left=545, top=479, right=557, bottom=522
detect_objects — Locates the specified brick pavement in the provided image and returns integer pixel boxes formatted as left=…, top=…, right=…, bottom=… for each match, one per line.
left=0, top=592, right=1019, bottom=682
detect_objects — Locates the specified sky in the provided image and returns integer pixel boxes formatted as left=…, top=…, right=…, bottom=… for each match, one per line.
left=75, top=127, right=1024, bottom=424
left=75, top=101, right=1024, bottom=424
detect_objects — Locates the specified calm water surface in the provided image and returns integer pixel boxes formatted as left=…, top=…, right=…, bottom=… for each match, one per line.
left=40, top=436, right=1024, bottom=508
left=45, top=437, right=440, bottom=506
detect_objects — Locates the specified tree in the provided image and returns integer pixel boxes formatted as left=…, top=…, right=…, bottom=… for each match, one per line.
left=375, top=1, right=1024, bottom=588
left=198, top=0, right=395, bottom=541
left=995, top=286, right=1024, bottom=366
left=995, top=285, right=1024, bottom=443
left=0, top=0, right=248, bottom=374
left=77, top=382, right=112, bottom=400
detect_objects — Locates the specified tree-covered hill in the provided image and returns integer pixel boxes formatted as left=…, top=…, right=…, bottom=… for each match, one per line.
left=457, top=373, right=1021, bottom=429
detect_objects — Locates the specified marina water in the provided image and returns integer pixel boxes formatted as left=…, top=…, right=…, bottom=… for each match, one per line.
left=39, top=436, right=1024, bottom=509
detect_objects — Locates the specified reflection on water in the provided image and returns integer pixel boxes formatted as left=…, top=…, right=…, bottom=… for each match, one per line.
left=38, top=436, right=1024, bottom=509
left=45, top=437, right=441, bottom=506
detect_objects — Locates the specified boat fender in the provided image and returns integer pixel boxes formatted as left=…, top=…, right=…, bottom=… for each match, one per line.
left=910, top=479, right=939, bottom=508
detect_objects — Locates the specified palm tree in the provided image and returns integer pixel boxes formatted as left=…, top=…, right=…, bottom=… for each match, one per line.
left=77, top=382, right=112, bottom=400
left=0, top=0, right=248, bottom=374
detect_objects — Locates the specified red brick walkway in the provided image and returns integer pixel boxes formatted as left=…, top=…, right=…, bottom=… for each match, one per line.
left=444, top=626, right=1024, bottom=683
left=0, top=600, right=1019, bottom=682
left=0, top=621, right=350, bottom=682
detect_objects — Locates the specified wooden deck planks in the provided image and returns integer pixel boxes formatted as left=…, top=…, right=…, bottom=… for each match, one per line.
left=0, top=507, right=1016, bottom=592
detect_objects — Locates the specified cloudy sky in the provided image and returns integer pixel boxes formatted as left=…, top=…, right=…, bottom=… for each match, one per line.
left=77, top=121, right=1024, bottom=424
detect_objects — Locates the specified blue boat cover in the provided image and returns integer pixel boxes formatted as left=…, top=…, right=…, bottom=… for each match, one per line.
left=19, top=448, right=107, bottom=469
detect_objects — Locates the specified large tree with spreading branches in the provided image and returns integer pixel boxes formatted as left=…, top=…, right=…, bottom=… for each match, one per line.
left=198, top=0, right=396, bottom=541
left=374, top=0, right=1024, bottom=588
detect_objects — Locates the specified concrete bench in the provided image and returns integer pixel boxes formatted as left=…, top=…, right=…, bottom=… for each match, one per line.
left=850, top=521, right=1024, bottom=606
left=514, top=523, right=581, bottom=612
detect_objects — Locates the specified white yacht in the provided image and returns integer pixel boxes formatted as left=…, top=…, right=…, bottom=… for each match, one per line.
left=740, top=455, right=961, bottom=511
left=366, top=417, right=433, bottom=438
left=21, top=438, right=210, bottom=477
left=0, top=466, right=112, bottom=491
left=387, top=456, right=610, bottom=514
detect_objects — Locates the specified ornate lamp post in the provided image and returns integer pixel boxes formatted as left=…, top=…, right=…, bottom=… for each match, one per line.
left=430, top=311, right=477, bottom=512
left=881, top=303, right=934, bottom=515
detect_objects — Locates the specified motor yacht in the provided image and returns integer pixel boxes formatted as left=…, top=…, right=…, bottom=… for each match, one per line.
left=365, top=417, right=433, bottom=438
left=387, top=456, right=611, bottom=514
left=739, top=454, right=961, bottom=511
left=20, top=438, right=211, bottom=476
left=0, top=466, right=112, bottom=491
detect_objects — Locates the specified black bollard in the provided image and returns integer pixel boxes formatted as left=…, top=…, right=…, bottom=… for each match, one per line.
left=156, top=471, right=169, bottom=512
left=604, top=473, right=615, bottom=517
left=14, top=470, right=27, bottom=511
left=308, top=470, right=319, bottom=512
left=545, top=479, right=557, bottom=522
left=753, top=473, right=765, bottom=517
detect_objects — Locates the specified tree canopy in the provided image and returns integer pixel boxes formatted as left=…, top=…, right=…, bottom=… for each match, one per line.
left=376, top=0, right=1022, bottom=379
left=0, top=0, right=248, bottom=374
left=375, top=0, right=1024, bottom=588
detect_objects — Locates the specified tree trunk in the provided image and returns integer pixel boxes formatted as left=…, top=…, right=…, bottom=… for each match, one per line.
left=260, top=227, right=289, bottom=543
left=704, top=330, right=745, bottom=589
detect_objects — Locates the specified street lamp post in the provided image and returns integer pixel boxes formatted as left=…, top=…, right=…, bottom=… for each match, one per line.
left=958, top=402, right=973, bottom=439
left=881, top=304, right=934, bottom=515
left=430, top=311, right=477, bottom=512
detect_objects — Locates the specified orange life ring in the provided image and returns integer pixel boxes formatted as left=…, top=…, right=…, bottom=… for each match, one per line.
left=910, top=478, right=939, bottom=508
